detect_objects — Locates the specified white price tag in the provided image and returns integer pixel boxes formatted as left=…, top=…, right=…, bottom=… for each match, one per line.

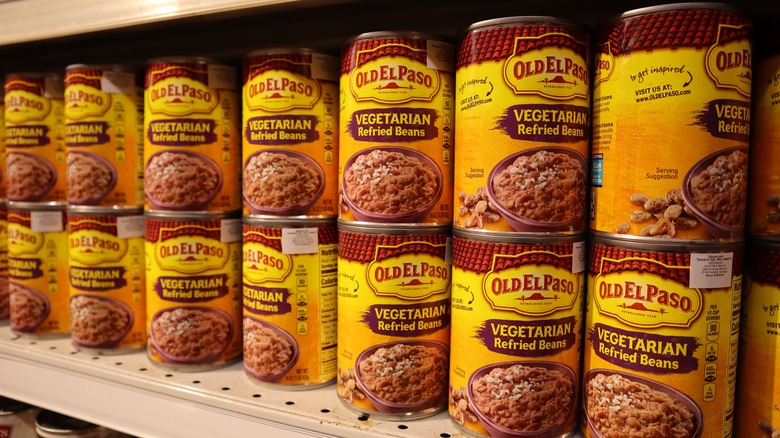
left=31, top=211, right=63, bottom=233
left=117, top=216, right=145, bottom=239
left=208, top=65, right=236, bottom=90
left=102, top=71, right=136, bottom=95
left=690, top=252, right=733, bottom=289
left=220, top=219, right=242, bottom=243
left=572, top=241, right=586, bottom=274
left=282, top=228, right=318, bottom=254
left=311, top=53, right=340, bottom=82
left=427, top=40, right=455, bottom=72
left=44, top=76, right=63, bottom=98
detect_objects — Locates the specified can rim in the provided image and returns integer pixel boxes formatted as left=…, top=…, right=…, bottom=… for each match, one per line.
left=244, top=47, right=336, bottom=58
left=65, top=64, right=137, bottom=73
left=66, top=205, right=144, bottom=216
left=591, top=231, right=744, bottom=251
left=144, top=210, right=241, bottom=220
left=146, top=56, right=225, bottom=66
left=244, top=215, right=336, bottom=227
left=7, top=201, right=66, bottom=211
left=454, top=227, right=586, bottom=243
left=462, top=16, right=584, bottom=34
left=337, top=219, right=451, bottom=235
left=617, top=2, right=746, bottom=20
left=4, top=72, right=62, bottom=80
left=343, top=31, right=452, bottom=45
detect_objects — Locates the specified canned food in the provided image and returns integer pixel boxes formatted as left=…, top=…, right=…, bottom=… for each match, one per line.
left=454, top=17, right=590, bottom=234
left=591, top=4, right=752, bottom=241
left=0, top=202, right=8, bottom=320
left=0, top=396, right=37, bottom=438
left=748, top=29, right=780, bottom=236
left=145, top=211, right=242, bottom=370
left=242, top=217, right=337, bottom=387
left=8, top=204, right=68, bottom=337
left=242, top=49, right=339, bottom=218
left=339, top=32, right=455, bottom=225
left=584, top=234, right=742, bottom=438
left=68, top=208, right=145, bottom=353
left=4, top=73, right=65, bottom=204
left=736, top=239, right=780, bottom=438
left=448, top=230, right=585, bottom=437
left=0, top=89, right=5, bottom=199
left=34, top=410, right=103, bottom=438
left=65, top=65, right=144, bottom=208
left=337, top=223, right=451, bottom=419
left=144, top=58, right=240, bottom=212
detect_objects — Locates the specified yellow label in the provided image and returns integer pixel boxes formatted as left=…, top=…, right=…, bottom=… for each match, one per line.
left=65, top=82, right=111, bottom=120
left=367, top=243, right=450, bottom=300
left=350, top=46, right=440, bottom=104
left=69, top=227, right=128, bottom=265
left=243, top=234, right=292, bottom=283
left=4, top=85, right=51, bottom=124
left=593, top=43, right=616, bottom=88
left=705, top=25, right=753, bottom=97
left=146, top=75, right=219, bottom=116
left=504, top=34, right=589, bottom=100
left=245, top=68, right=321, bottom=112
left=154, top=232, right=230, bottom=274
left=7, top=223, right=43, bottom=255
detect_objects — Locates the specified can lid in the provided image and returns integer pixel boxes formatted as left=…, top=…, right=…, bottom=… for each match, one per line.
left=8, top=201, right=67, bottom=211
left=35, top=410, right=100, bottom=434
left=343, top=31, right=452, bottom=45
left=337, top=219, right=451, bottom=235
left=617, top=2, right=745, bottom=20
left=244, top=215, right=336, bottom=228
left=244, top=47, right=337, bottom=58
left=65, top=64, right=136, bottom=73
left=0, top=395, right=32, bottom=415
left=144, top=210, right=241, bottom=220
left=454, top=227, right=586, bottom=244
left=5, top=72, right=62, bottom=80
left=462, top=16, right=583, bottom=34
left=146, top=56, right=224, bottom=66
left=591, top=231, right=745, bottom=252
left=66, top=205, right=144, bottom=216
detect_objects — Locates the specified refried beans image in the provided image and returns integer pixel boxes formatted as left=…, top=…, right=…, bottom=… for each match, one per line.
left=145, top=151, right=221, bottom=209
left=490, top=149, right=586, bottom=224
left=70, top=295, right=131, bottom=347
left=585, top=372, right=699, bottom=438
left=6, top=152, right=56, bottom=201
left=243, top=151, right=322, bottom=210
left=356, top=342, right=448, bottom=406
left=150, top=307, right=231, bottom=363
left=67, top=152, right=116, bottom=204
left=243, top=317, right=297, bottom=379
left=469, top=363, right=574, bottom=433
left=9, top=283, right=48, bottom=331
left=686, top=149, right=748, bottom=229
left=343, top=148, right=440, bottom=216
left=0, top=276, right=9, bottom=319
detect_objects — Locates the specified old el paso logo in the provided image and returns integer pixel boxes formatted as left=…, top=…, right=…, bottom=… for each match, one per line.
left=593, top=43, right=615, bottom=88
left=245, top=68, right=320, bottom=112
left=65, top=83, right=111, bottom=120
left=5, top=86, right=51, bottom=124
left=243, top=241, right=292, bottom=283
left=593, top=269, right=703, bottom=329
left=483, top=254, right=579, bottom=316
left=154, top=235, right=229, bottom=274
left=147, top=75, right=218, bottom=116
left=69, top=231, right=127, bottom=265
left=504, top=34, right=589, bottom=100
left=7, top=225, right=42, bottom=255
left=350, top=47, right=440, bottom=103
left=367, top=245, right=450, bottom=300
left=705, top=24, right=752, bottom=97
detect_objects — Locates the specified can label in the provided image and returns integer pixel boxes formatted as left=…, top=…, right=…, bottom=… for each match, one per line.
left=145, top=216, right=242, bottom=367
left=144, top=61, right=240, bottom=211
left=4, top=75, right=66, bottom=203
left=736, top=242, right=780, bottom=438
left=242, top=51, right=339, bottom=217
left=68, top=213, right=145, bottom=350
left=65, top=67, right=144, bottom=207
left=339, top=35, right=455, bottom=225
left=449, top=236, right=585, bottom=436
left=591, top=8, right=752, bottom=240
left=242, top=222, right=338, bottom=385
left=0, top=101, right=5, bottom=199
left=337, top=228, right=451, bottom=416
left=584, top=240, right=742, bottom=437
left=455, top=21, right=590, bottom=233
left=8, top=209, right=69, bottom=335
left=0, top=205, right=8, bottom=320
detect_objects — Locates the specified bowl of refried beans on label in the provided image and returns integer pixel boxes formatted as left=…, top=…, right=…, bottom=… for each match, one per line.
left=149, top=306, right=233, bottom=365
left=70, top=294, right=133, bottom=349
left=145, top=150, right=223, bottom=211
left=243, top=317, right=300, bottom=382
left=243, top=149, right=325, bottom=216
left=355, top=340, right=449, bottom=414
left=6, top=151, right=57, bottom=202
left=66, top=151, right=117, bottom=204
left=467, top=361, right=576, bottom=438
left=342, top=146, right=443, bottom=223
left=9, top=283, right=50, bottom=332
left=487, top=147, right=586, bottom=232
left=682, top=146, right=748, bottom=239
left=583, top=369, right=703, bottom=438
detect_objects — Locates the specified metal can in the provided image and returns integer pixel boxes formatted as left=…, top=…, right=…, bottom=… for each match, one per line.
left=242, top=217, right=337, bottom=388
left=67, top=207, right=145, bottom=353
left=144, top=57, right=240, bottom=212
left=4, top=73, right=65, bottom=204
left=337, top=222, right=451, bottom=419
left=242, top=49, right=340, bottom=218
left=339, top=32, right=455, bottom=225
left=34, top=410, right=103, bottom=438
left=735, top=238, right=780, bottom=438
left=145, top=211, right=242, bottom=370
left=64, top=65, right=144, bottom=208
left=0, top=396, right=37, bottom=438
left=584, top=233, right=742, bottom=438
left=448, top=230, right=585, bottom=437
left=0, top=202, right=8, bottom=320
left=454, top=17, right=590, bottom=235
left=591, top=4, right=752, bottom=241
left=7, top=204, right=68, bottom=337
left=0, top=88, right=5, bottom=199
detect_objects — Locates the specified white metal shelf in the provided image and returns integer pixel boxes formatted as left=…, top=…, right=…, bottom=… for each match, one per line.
left=0, top=324, right=466, bottom=438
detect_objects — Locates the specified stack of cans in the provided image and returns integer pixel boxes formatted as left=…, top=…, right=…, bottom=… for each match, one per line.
left=63, top=64, right=146, bottom=353
left=448, top=17, right=589, bottom=437
left=4, top=72, right=69, bottom=338
left=142, top=58, right=243, bottom=370
left=336, top=32, right=455, bottom=419
left=240, top=49, right=340, bottom=388
left=584, top=4, right=751, bottom=438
